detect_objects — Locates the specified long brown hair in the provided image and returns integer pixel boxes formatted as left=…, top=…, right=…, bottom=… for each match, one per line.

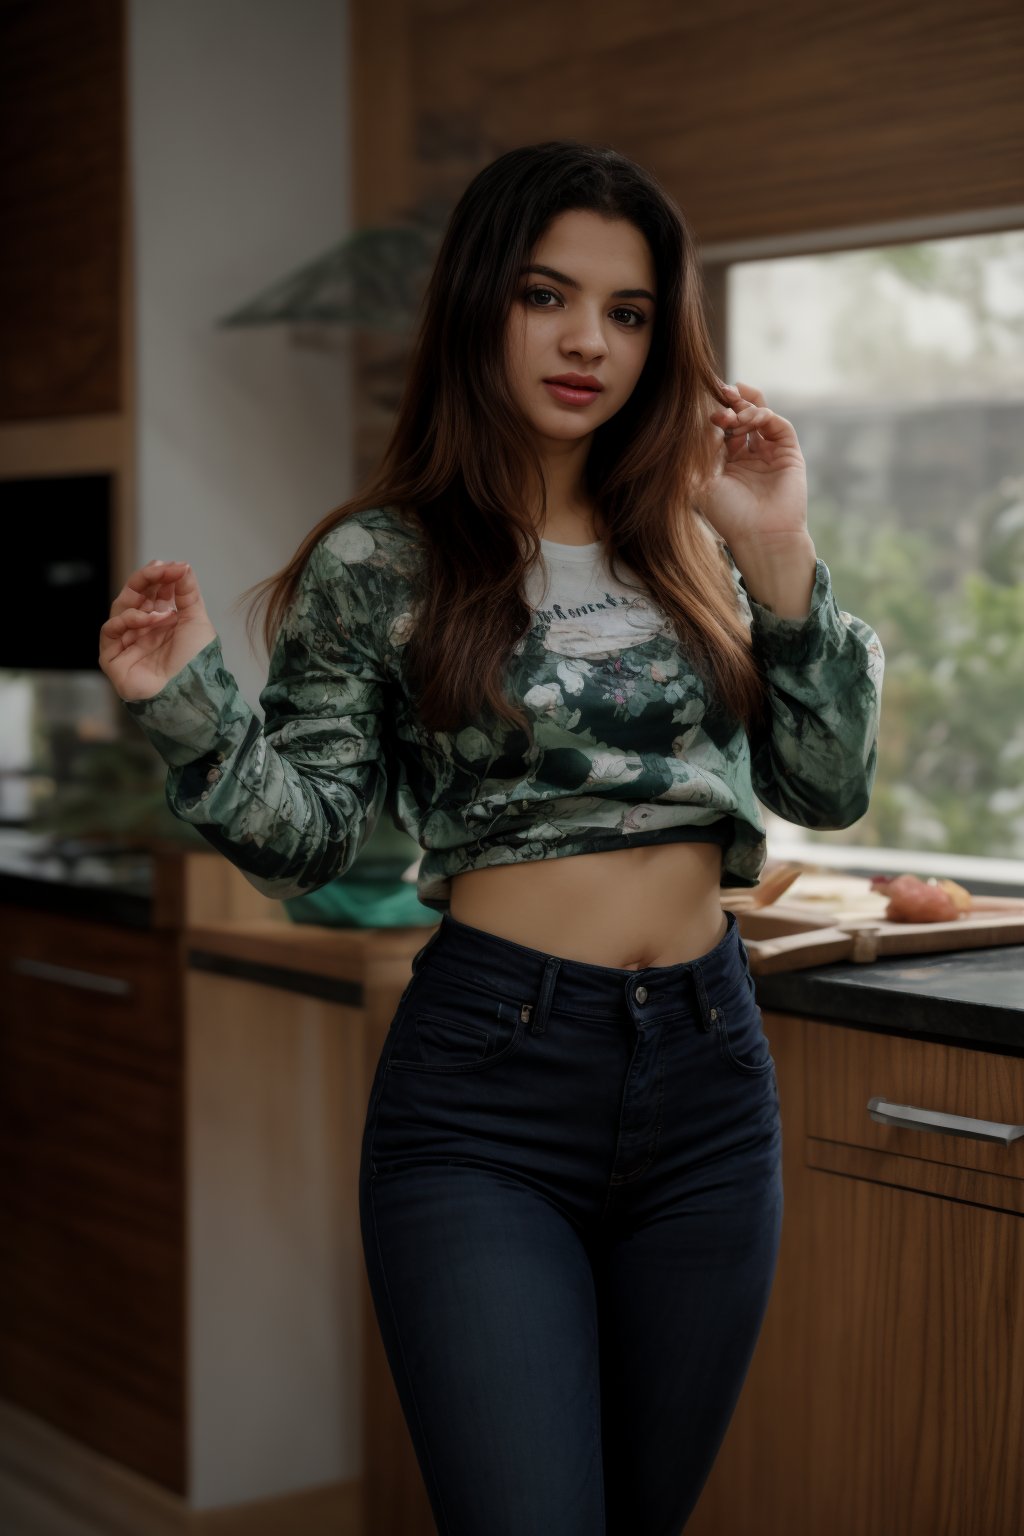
left=237, top=140, right=769, bottom=744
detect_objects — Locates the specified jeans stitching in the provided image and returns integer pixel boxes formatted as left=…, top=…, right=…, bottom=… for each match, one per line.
left=714, top=1002, right=775, bottom=1076
left=607, top=1032, right=667, bottom=1186
left=387, top=1008, right=528, bottom=1075
left=409, top=960, right=525, bottom=1014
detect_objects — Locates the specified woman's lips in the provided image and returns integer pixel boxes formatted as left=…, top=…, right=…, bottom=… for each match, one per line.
left=543, top=381, right=603, bottom=405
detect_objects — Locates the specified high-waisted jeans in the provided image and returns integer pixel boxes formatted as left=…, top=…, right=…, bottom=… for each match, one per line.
left=358, top=906, right=784, bottom=1536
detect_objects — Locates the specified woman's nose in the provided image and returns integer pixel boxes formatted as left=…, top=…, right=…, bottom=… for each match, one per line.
left=561, top=322, right=608, bottom=359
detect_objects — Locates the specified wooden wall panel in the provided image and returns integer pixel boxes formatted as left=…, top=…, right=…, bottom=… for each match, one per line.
left=348, top=0, right=1023, bottom=481
left=396, top=0, right=1024, bottom=249
left=0, top=0, right=124, bottom=422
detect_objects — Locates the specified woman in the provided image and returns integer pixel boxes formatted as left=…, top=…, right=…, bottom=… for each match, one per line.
left=101, top=141, right=883, bottom=1534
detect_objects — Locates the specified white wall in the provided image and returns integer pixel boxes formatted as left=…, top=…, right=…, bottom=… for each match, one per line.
left=129, top=0, right=358, bottom=1510
left=130, top=0, right=354, bottom=715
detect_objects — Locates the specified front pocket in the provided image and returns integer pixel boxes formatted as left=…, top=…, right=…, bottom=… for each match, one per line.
left=714, top=995, right=775, bottom=1077
left=388, top=994, right=526, bottom=1075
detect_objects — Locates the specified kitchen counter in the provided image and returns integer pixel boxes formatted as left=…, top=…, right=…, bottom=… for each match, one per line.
left=0, top=868, right=153, bottom=927
left=3, top=826, right=1021, bottom=1054
left=0, top=828, right=154, bottom=926
left=753, top=941, right=1024, bottom=1054
left=184, top=917, right=1024, bottom=1055
left=185, top=918, right=430, bottom=1005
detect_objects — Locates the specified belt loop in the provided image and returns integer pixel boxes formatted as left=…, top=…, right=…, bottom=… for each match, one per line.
left=690, top=961, right=716, bottom=1032
left=529, top=955, right=561, bottom=1036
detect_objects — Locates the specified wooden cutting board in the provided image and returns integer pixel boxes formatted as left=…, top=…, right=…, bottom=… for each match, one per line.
left=733, top=894, right=1024, bottom=976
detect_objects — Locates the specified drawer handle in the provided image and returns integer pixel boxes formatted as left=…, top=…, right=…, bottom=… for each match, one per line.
left=867, top=1095, right=1024, bottom=1147
left=11, top=956, right=133, bottom=997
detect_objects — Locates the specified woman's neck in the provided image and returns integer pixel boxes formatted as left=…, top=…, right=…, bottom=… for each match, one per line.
left=533, top=501, right=605, bottom=546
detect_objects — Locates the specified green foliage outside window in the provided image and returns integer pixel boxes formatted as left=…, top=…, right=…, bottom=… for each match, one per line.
left=735, top=231, right=1024, bottom=865
left=800, top=496, right=1024, bottom=860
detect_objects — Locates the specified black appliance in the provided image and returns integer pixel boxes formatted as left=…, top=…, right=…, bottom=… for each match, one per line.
left=1, top=472, right=113, bottom=670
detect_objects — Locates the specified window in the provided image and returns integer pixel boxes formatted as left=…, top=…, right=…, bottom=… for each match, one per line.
left=727, top=231, right=1024, bottom=884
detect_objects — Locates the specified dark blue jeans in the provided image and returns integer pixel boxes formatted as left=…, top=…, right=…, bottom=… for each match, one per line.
left=358, top=907, right=784, bottom=1536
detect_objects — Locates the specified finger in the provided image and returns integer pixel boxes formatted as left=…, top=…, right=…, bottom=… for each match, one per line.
left=112, top=559, right=190, bottom=616
left=714, top=405, right=767, bottom=434
left=726, top=401, right=767, bottom=420
left=100, top=606, right=176, bottom=650
left=104, top=605, right=176, bottom=633
left=128, top=558, right=189, bottom=585
left=724, top=404, right=795, bottom=441
left=747, top=408, right=795, bottom=442
left=717, top=380, right=763, bottom=410
left=728, top=405, right=771, bottom=430
left=711, top=403, right=763, bottom=426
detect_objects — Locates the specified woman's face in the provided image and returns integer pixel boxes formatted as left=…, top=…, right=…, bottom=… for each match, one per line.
left=505, top=208, right=657, bottom=448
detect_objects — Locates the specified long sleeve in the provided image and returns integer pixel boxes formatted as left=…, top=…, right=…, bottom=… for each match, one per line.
left=122, top=539, right=390, bottom=899
left=725, top=546, right=884, bottom=829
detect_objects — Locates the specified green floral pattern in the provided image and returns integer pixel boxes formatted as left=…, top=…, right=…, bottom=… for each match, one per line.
left=124, top=504, right=884, bottom=911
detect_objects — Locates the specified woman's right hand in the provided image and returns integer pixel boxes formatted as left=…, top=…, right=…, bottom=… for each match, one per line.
left=100, top=559, right=219, bottom=702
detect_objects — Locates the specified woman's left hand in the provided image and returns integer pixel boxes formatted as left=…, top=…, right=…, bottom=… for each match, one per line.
left=697, top=381, right=809, bottom=551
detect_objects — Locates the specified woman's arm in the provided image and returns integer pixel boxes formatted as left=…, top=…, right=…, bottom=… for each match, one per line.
left=122, top=540, right=390, bottom=899
left=724, top=546, right=884, bottom=828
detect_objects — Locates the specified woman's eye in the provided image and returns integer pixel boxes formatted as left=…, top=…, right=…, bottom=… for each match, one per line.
left=523, top=288, right=645, bottom=327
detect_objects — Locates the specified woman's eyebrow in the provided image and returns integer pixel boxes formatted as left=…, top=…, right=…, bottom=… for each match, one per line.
left=519, top=263, right=656, bottom=303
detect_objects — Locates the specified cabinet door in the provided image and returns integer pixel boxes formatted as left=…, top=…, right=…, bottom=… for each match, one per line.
left=0, top=907, right=185, bottom=1493
left=687, top=1013, right=1024, bottom=1536
left=802, top=1168, right=1023, bottom=1536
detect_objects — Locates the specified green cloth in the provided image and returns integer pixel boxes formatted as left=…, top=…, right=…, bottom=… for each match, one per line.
left=284, top=876, right=436, bottom=928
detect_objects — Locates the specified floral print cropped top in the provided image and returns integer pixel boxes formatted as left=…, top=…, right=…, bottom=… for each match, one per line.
left=123, top=504, right=884, bottom=913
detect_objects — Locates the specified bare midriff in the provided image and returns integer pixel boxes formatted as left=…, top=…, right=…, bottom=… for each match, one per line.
left=447, top=840, right=729, bottom=971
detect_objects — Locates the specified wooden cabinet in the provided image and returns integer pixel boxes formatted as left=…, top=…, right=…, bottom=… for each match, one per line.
left=181, top=919, right=422, bottom=1516
left=0, top=904, right=186, bottom=1492
left=0, top=864, right=431, bottom=1524
left=687, top=1013, right=1024, bottom=1536
left=0, top=0, right=125, bottom=425
left=178, top=918, right=440, bottom=1527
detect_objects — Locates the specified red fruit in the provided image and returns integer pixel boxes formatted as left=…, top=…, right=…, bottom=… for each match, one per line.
left=884, top=873, right=959, bottom=923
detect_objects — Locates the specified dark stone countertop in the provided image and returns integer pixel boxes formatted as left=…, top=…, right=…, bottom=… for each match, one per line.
left=0, top=830, right=154, bottom=928
left=754, top=941, right=1024, bottom=1055
left=0, top=869, right=153, bottom=928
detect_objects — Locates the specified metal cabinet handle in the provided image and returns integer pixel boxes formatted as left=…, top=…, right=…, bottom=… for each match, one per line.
left=11, top=956, right=133, bottom=997
left=867, top=1095, right=1024, bottom=1147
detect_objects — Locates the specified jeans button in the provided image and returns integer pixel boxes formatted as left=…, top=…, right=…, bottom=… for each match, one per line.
left=635, top=985, right=648, bottom=1004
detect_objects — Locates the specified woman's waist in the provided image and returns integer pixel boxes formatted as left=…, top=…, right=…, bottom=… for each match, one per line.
left=448, top=840, right=728, bottom=969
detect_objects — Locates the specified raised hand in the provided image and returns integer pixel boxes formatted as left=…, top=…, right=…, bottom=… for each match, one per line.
left=99, top=559, right=218, bottom=702
left=699, top=380, right=810, bottom=554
